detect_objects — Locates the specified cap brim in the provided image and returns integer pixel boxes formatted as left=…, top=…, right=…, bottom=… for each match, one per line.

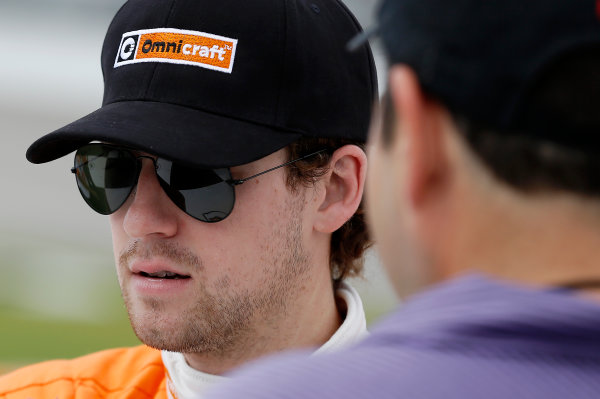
left=26, top=101, right=302, bottom=168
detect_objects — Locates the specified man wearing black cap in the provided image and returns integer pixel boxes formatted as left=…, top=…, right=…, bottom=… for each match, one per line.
left=0, top=0, right=376, bottom=398
left=204, top=0, right=600, bottom=398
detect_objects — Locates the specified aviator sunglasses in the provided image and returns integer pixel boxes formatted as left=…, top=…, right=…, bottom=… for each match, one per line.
left=72, top=143, right=326, bottom=223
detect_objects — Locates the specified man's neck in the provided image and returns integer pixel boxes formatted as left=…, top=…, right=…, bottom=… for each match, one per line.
left=444, top=191, right=600, bottom=302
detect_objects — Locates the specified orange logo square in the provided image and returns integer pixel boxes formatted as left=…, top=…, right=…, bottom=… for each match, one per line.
left=114, top=28, right=238, bottom=73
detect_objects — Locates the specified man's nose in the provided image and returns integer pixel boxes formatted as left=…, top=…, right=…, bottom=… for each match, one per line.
left=121, top=159, right=179, bottom=239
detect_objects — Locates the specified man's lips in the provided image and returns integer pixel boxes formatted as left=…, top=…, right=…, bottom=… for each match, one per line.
left=128, top=259, right=192, bottom=297
left=138, top=271, right=190, bottom=279
left=130, top=260, right=192, bottom=280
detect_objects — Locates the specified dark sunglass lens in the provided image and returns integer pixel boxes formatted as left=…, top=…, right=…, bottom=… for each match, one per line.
left=74, top=145, right=138, bottom=215
left=155, top=160, right=235, bottom=222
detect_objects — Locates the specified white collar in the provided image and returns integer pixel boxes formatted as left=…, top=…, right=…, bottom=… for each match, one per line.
left=313, top=281, right=368, bottom=354
left=162, top=281, right=367, bottom=399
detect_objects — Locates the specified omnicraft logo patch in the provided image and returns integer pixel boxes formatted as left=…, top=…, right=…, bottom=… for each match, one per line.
left=114, top=28, right=238, bottom=73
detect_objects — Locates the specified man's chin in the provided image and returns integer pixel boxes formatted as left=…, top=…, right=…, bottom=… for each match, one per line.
left=121, top=281, right=258, bottom=355
left=132, top=323, right=199, bottom=352
left=124, top=305, right=193, bottom=350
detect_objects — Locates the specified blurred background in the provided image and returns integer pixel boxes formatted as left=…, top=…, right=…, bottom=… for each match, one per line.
left=0, top=0, right=395, bottom=374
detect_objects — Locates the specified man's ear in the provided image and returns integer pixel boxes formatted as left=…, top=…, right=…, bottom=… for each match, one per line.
left=388, top=65, right=448, bottom=208
left=313, top=145, right=367, bottom=234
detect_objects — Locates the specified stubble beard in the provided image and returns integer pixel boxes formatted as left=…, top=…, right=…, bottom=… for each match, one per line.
left=118, top=196, right=311, bottom=357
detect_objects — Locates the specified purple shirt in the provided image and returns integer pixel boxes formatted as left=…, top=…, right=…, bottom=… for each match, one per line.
left=207, top=274, right=600, bottom=398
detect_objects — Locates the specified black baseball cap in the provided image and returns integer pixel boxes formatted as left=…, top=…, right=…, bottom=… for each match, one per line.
left=27, top=0, right=377, bottom=168
left=350, top=0, right=600, bottom=148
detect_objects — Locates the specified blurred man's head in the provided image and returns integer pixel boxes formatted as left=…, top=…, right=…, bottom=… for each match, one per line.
left=365, top=0, right=600, bottom=298
left=26, top=0, right=376, bottom=372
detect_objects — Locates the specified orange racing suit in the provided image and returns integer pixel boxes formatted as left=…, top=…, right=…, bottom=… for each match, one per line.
left=0, top=345, right=167, bottom=399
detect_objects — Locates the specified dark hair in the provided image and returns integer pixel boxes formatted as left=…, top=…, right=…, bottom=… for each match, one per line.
left=455, top=47, right=600, bottom=195
left=382, top=47, right=600, bottom=196
left=285, top=137, right=372, bottom=288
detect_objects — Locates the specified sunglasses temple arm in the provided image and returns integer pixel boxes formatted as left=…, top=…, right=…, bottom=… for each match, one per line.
left=228, top=149, right=327, bottom=186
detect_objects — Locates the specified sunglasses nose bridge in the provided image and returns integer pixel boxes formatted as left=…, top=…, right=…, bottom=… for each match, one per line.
left=127, top=156, right=173, bottom=212
left=134, top=155, right=176, bottom=202
left=135, top=155, right=160, bottom=179
left=136, top=154, right=157, bottom=166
